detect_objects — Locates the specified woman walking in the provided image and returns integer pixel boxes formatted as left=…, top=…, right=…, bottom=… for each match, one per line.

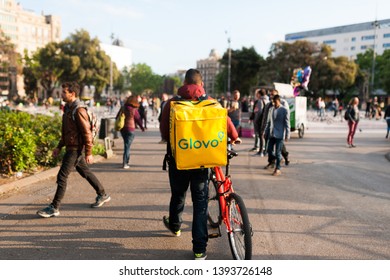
left=116, top=96, right=144, bottom=169
left=384, top=104, right=390, bottom=139
left=346, top=97, right=359, bottom=148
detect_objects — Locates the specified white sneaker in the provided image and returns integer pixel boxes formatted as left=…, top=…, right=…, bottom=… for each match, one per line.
left=123, top=165, right=130, bottom=169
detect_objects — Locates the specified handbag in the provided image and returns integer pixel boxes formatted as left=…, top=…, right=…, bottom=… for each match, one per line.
left=115, top=107, right=125, bottom=131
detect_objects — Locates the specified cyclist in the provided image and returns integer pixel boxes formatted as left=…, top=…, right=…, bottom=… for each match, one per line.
left=160, top=68, right=241, bottom=260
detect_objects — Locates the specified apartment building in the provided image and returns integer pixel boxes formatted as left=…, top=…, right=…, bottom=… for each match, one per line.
left=285, top=18, right=390, bottom=59
left=196, top=49, right=221, bottom=97
left=0, top=0, right=61, bottom=96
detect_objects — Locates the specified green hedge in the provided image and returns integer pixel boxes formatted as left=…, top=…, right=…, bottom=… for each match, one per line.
left=0, top=110, right=104, bottom=176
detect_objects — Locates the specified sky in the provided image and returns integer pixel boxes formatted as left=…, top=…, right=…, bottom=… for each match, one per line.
left=18, top=0, right=390, bottom=75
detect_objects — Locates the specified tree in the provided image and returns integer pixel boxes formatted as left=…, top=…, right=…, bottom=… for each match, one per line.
left=216, top=46, right=265, bottom=96
left=129, top=63, right=164, bottom=95
left=59, top=29, right=118, bottom=96
left=261, top=40, right=357, bottom=98
left=0, top=31, right=22, bottom=100
left=376, top=49, right=390, bottom=95
left=23, top=42, right=64, bottom=100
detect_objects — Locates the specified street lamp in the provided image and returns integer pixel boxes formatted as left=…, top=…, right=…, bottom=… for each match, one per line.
left=225, top=31, right=231, bottom=95
left=371, top=19, right=379, bottom=96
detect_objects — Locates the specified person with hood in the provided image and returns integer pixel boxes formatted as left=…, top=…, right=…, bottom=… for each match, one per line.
left=159, top=69, right=241, bottom=260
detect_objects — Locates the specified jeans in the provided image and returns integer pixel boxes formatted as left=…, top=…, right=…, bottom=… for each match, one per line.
left=52, top=150, right=105, bottom=209
left=168, top=160, right=209, bottom=254
left=267, top=137, right=284, bottom=170
left=121, top=130, right=135, bottom=166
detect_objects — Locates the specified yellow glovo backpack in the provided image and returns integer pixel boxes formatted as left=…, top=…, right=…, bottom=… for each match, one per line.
left=170, top=98, right=227, bottom=170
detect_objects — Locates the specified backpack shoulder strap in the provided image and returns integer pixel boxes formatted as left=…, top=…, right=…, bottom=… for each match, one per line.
left=72, top=104, right=88, bottom=121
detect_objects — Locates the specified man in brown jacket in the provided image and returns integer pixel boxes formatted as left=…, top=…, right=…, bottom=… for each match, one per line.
left=37, top=81, right=110, bottom=218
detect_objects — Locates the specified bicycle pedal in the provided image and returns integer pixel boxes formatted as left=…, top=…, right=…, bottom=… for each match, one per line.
left=208, top=233, right=220, bottom=238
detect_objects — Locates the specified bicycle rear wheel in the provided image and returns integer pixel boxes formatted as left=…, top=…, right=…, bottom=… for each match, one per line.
left=227, top=193, right=252, bottom=260
left=207, top=178, right=220, bottom=228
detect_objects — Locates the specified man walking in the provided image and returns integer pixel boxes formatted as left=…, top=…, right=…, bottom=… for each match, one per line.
left=264, top=94, right=290, bottom=176
left=37, top=81, right=110, bottom=218
left=160, top=69, right=241, bottom=260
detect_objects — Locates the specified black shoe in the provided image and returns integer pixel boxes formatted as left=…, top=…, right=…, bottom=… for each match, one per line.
left=264, top=163, right=275, bottom=170
left=249, top=147, right=259, bottom=152
left=37, top=205, right=60, bottom=218
left=163, top=216, right=181, bottom=236
left=285, top=158, right=290, bottom=166
left=91, top=194, right=111, bottom=208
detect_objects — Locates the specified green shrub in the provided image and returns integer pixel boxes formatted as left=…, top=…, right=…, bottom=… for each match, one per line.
left=0, top=110, right=106, bottom=176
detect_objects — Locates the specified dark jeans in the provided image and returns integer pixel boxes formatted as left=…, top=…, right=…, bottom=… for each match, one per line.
left=121, top=130, right=135, bottom=166
left=265, top=136, right=289, bottom=163
left=168, top=160, right=209, bottom=254
left=267, top=137, right=284, bottom=170
left=52, top=150, right=105, bottom=209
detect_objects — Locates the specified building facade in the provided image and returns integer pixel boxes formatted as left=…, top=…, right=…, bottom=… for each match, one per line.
left=196, top=49, right=221, bottom=97
left=285, top=19, right=390, bottom=59
left=0, top=0, right=61, bottom=97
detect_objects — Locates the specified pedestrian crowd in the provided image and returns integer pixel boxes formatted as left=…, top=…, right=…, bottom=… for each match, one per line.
left=28, top=68, right=389, bottom=261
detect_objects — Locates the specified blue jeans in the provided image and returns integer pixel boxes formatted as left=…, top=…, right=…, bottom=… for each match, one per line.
left=121, top=130, right=135, bottom=166
left=168, top=160, right=209, bottom=254
left=267, top=137, right=284, bottom=170
left=52, top=150, right=105, bottom=209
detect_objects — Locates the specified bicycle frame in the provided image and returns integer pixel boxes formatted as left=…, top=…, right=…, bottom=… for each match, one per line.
left=212, top=163, right=235, bottom=233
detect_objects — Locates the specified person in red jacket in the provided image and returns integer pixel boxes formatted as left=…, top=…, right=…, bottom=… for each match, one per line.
left=160, top=68, right=241, bottom=260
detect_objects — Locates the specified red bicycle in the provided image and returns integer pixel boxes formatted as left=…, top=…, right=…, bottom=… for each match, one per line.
left=208, top=149, right=253, bottom=260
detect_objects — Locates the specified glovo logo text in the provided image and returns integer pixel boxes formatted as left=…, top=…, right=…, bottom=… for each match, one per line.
left=178, top=131, right=225, bottom=150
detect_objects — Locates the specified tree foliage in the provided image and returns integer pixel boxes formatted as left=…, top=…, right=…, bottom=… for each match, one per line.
left=23, top=29, right=119, bottom=99
left=0, top=31, right=22, bottom=99
left=216, top=46, right=265, bottom=96
left=128, top=63, right=164, bottom=95
left=59, top=29, right=118, bottom=94
left=375, top=49, right=390, bottom=94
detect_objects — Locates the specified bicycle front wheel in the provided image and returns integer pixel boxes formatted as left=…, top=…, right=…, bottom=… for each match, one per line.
left=207, top=177, right=220, bottom=228
left=227, top=193, right=252, bottom=260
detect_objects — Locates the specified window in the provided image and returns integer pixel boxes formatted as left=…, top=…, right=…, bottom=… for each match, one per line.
left=361, top=45, right=367, bottom=50
left=323, top=39, right=336, bottom=44
left=351, top=37, right=356, bottom=42
left=351, top=46, right=356, bottom=51
left=383, top=43, right=390, bottom=49
left=384, top=33, right=390, bottom=38
left=361, top=35, right=375, bottom=41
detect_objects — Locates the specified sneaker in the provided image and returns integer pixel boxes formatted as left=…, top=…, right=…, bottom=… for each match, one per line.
left=249, top=147, right=259, bottom=152
left=351, top=144, right=357, bottom=148
left=91, top=194, right=111, bottom=208
left=37, top=205, right=60, bottom=218
left=264, top=163, right=275, bottom=170
left=158, top=139, right=167, bottom=144
left=272, top=169, right=282, bottom=176
left=285, top=158, right=290, bottom=166
left=194, top=252, right=207, bottom=260
left=163, top=216, right=181, bottom=236
left=123, top=164, right=130, bottom=169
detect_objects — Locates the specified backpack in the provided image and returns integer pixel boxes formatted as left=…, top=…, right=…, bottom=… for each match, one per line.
left=72, top=105, right=99, bottom=144
left=169, top=96, right=227, bottom=170
left=344, top=106, right=351, bottom=121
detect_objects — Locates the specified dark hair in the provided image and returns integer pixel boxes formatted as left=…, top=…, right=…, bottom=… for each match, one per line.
left=62, top=82, right=80, bottom=97
left=184, top=68, right=202, bottom=85
left=259, top=89, right=266, bottom=96
left=273, top=94, right=281, bottom=102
